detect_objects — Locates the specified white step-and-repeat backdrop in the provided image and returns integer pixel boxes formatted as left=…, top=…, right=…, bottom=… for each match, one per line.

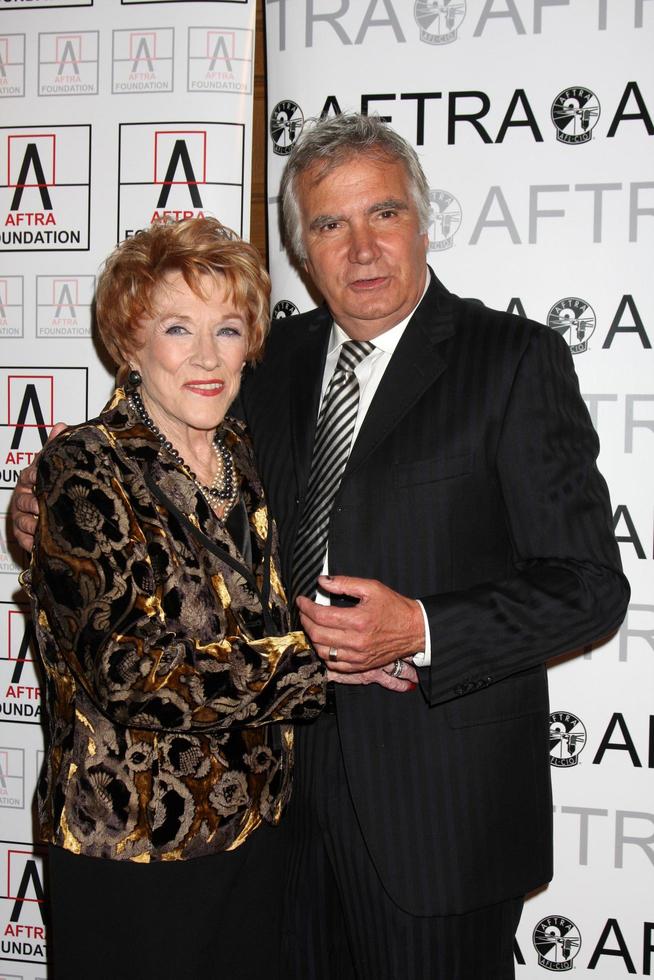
left=265, top=2, right=653, bottom=977
left=0, top=1, right=256, bottom=975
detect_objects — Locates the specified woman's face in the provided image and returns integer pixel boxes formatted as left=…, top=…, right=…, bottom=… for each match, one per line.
left=130, top=270, right=249, bottom=438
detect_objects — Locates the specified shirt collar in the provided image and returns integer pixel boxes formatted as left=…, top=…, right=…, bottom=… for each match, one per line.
left=328, top=266, right=430, bottom=356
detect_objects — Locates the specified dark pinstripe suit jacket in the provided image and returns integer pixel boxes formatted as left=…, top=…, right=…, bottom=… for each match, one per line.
left=241, top=271, right=629, bottom=917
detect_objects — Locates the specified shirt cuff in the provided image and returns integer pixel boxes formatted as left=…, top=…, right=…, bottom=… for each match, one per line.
left=412, top=601, right=432, bottom=668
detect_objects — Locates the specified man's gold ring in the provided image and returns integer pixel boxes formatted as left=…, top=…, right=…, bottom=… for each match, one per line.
left=328, top=647, right=338, bottom=662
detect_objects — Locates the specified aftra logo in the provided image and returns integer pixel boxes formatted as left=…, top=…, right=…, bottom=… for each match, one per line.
left=551, top=87, right=601, bottom=144
left=272, top=300, right=299, bottom=319
left=0, top=606, right=41, bottom=725
left=547, top=297, right=596, bottom=354
left=0, top=748, right=25, bottom=810
left=533, top=916, right=581, bottom=972
left=549, top=711, right=586, bottom=768
left=427, top=189, right=461, bottom=251
left=414, top=0, right=467, bottom=45
left=38, top=31, right=99, bottom=96
left=270, top=101, right=304, bottom=156
left=118, top=122, right=245, bottom=240
left=36, top=275, right=94, bottom=338
left=0, top=126, right=91, bottom=251
left=187, top=27, right=253, bottom=94
left=0, top=843, right=47, bottom=965
left=0, top=34, right=26, bottom=99
left=0, top=367, right=88, bottom=489
left=112, top=27, right=174, bottom=94
left=0, top=277, right=24, bottom=339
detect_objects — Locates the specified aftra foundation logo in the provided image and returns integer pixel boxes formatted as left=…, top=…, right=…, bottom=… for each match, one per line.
left=36, top=275, right=95, bottom=338
left=112, top=27, right=174, bottom=94
left=0, top=748, right=25, bottom=811
left=187, top=27, right=253, bottom=94
left=0, top=126, right=91, bottom=251
left=0, top=367, right=89, bottom=489
left=0, top=34, right=26, bottom=99
left=414, top=0, right=466, bottom=45
left=117, top=122, right=246, bottom=240
left=0, top=843, right=48, bottom=966
left=0, top=604, right=41, bottom=725
left=38, top=31, right=99, bottom=96
left=0, top=277, right=24, bottom=339
left=427, top=189, right=461, bottom=251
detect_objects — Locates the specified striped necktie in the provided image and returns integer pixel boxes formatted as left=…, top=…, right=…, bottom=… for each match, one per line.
left=291, top=339, right=375, bottom=605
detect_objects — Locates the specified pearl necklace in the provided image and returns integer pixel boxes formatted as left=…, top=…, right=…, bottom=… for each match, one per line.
left=128, top=389, right=238, bottom=516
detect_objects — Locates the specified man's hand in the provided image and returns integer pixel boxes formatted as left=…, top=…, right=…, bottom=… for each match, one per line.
left=10, top=423, right=67, bottom=551
left=297, top=575, right=425, bottom=673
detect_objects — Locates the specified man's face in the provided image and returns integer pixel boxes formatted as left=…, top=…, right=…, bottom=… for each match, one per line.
left=297, top=154, right=429, bottom=340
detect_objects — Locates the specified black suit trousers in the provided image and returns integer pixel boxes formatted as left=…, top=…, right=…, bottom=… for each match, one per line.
left=282, top=714, right=524, bottom=980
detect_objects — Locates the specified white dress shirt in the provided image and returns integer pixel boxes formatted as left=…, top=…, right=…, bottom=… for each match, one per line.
left=315, top=277, right=432, bottom=667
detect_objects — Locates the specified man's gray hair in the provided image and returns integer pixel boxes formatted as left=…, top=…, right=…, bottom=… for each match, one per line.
left=280, top=113, right=431, bottom=264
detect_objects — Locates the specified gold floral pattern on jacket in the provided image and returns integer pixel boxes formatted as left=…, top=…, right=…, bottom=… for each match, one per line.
left=22, top=390, right=325, bottom=862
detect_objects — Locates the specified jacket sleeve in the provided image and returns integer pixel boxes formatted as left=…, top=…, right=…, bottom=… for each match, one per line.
left=26, top=434, right=325, bottom=732
left=420, top=325, right=629, bottom=705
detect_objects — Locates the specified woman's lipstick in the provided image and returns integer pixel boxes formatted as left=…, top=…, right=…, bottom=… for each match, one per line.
left=184, top=380, right=225, bottom=396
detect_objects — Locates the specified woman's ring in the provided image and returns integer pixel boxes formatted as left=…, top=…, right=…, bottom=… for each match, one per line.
left=328, top=647, right=338, bottom=662
left=391, top=659, right=403, bottom=678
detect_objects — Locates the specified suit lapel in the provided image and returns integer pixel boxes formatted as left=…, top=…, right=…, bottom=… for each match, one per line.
left=289, top=307, right=331, bottom=495
left=345, top=273, right=456, bottom=478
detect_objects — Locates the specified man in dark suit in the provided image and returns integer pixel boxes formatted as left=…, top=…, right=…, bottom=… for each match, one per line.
left=239, top=113, right=629, bottom=979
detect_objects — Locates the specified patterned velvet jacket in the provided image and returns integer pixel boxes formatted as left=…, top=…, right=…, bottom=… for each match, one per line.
left=22, top=389, right=325, bottom=862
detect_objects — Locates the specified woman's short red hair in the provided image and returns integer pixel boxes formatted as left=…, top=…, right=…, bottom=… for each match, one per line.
left=95, top=217, right=271, bottom=379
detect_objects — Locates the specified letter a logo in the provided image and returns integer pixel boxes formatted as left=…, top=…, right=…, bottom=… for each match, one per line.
left=208, top=35, right=233, bottom=72
left=10, top=144, right=53, bottom=212
left=10, top=858, right=46, bottom=924
left=57, top=38, right=80, bottom=77
left=131, top=36, right=155, bottom=74
left=54, top=282, right=76, bottom=318
left=156, top=139, right=203, bottom=208
left=10, top=384, right=48, bottom=450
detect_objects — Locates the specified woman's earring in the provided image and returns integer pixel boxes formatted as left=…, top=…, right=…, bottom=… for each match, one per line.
left=127, top=368, right=142, bottom=387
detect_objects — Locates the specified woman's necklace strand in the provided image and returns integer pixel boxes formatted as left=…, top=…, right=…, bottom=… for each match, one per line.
left=128, top=390, right=238, bottom=512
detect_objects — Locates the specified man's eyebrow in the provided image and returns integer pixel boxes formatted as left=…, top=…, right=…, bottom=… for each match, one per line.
left=309, top=213, right=343, bottom=231
left=308, top=199, right=409, bottom=231
left=368, top=199, right=408, bottom=214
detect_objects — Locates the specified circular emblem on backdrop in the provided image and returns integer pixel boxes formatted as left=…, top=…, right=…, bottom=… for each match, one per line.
left=414, top=0, right=467, bottom=45
left=547, top=297, right=596, bottom=355
left=551, top=86, right=600, bottom=144
left=270, top=100, right=304, bottom=156
left=427, top=189, right=461, bottom=252
left=533, top=916, right=581, bottom=971
left=272, top=299, right=299, bottom=319
left=549, top=711, right=586, bottom=768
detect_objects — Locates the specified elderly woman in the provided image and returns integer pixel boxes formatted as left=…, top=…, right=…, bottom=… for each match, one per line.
left=20, top=217, right=325, bottom=979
